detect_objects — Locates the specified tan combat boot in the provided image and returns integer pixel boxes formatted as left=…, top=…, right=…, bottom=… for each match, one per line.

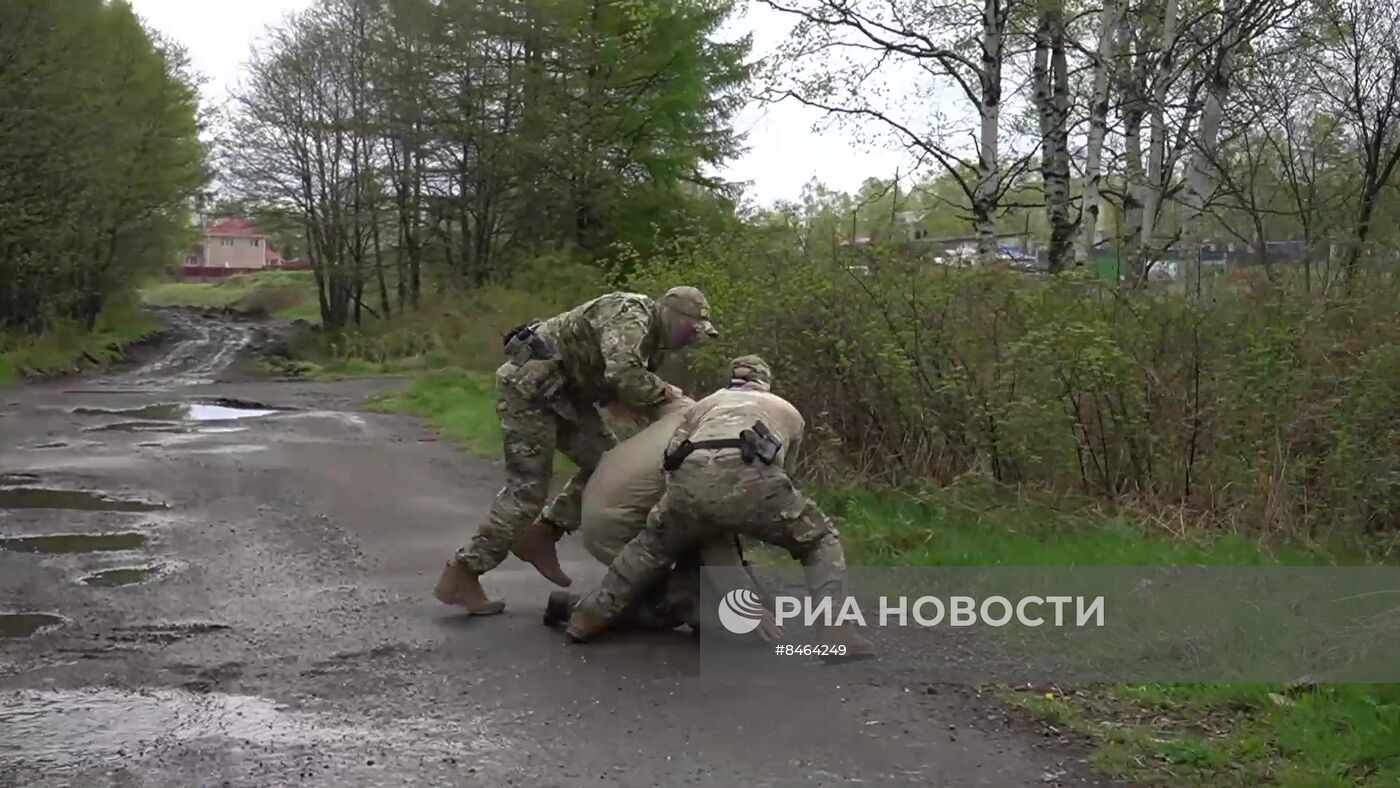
left=433, top=561, right=506, bottom=616
left=543, top=591, right=580, bottom=627
left=817, top=623, right=877, bottom=663
left=510, top=520, right=572, bottom=588
left=564, top=607, right=608, bottom=643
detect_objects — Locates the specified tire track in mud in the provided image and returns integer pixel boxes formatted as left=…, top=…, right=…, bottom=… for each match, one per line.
left=98, top=309, right=254, bottom=390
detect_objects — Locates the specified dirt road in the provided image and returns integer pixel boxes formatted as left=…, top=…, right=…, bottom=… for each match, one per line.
left=1, top=310, right=1119, bottom=786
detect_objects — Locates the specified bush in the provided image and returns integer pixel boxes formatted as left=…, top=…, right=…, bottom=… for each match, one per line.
left=624, top=232, right=1400, bottom=546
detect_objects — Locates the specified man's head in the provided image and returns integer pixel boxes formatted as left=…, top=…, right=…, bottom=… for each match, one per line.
left=659, top=286, right=717, bottom=349
left=727, top=354, right=772, bottom=392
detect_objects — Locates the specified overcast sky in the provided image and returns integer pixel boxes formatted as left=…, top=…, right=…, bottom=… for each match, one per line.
left=127, top=0, right=911, bottom=207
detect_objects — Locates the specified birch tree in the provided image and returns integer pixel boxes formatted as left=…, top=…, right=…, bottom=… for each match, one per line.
left=1077, top=0, right=1124, bottom=265
left=1032, top=0, right=1075, bottom=271
left=762, top=0, right=1029, bottom=266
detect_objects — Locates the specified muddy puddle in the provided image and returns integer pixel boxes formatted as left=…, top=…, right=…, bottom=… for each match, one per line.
left=0, top=688, right=494, bottom=769
left=0, top=612, right=68, bottom=638
left=73, top=399, right=279, bottom=422
left=0, top=532, right=148, bottom=553
left=80, top=566, right=162, bottom=587
left=0, top=487, right=167, bottom=511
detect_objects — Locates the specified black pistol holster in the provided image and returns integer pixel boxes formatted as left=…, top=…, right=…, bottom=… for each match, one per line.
left=502, top=322, right=557, bottom=365
left=663, top=420, right=781, bottom=471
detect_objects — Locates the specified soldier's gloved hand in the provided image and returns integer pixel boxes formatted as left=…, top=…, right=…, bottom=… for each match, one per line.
left=755, top=607, right=784, bottom=642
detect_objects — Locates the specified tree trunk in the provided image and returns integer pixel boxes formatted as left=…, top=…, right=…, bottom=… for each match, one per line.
left=1078, top=0, right=1123, bottom=266
left=1181, top=0, right=1243, bottom=296
left=975, top=0, right=1004, bottom=266
left=1035, top=5, right=1074, bottom=273
left=1141, top=0, right=1179, bottom=272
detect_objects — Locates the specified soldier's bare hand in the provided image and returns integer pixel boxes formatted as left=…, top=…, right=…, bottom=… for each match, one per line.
left=664, top=383, right=684, bottom=401
left=755, top=608, right=784, bottom=642
left=605, top=401, right=636, bottom=422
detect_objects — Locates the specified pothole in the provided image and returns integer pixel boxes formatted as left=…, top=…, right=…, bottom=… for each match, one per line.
left=80, top=566, right=163, bottom=587
left=73, top=399, right=280, bottom=422
left=85, top=421, right=190, bottom=434
left=0, top=533, right=148, bottom=553
left=0, top=489, right=167, bottom=511
left=0, top=612, right=68, bottom=638
left=0, top=687, right=494, bottom=769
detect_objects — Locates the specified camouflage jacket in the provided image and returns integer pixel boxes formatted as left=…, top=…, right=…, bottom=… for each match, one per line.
left=667, top=386, right=806, bottom=477
left=534, top=292, right=672, bottom=412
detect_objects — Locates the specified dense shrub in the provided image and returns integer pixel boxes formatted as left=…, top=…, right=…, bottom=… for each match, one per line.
left=624, top=234, right=1400, bottom=546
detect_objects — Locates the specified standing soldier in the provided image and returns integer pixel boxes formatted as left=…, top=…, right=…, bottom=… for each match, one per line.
left=433, top=287, right=717, bottom=615
left=564, top=355, right=875, bottom=660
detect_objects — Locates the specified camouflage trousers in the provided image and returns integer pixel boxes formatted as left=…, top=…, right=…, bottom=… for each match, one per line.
left=455, top=363, right=616, bottom=575
left=574, top=452, right=847, bottom=625
left=585, top=511, right=750, bottom=631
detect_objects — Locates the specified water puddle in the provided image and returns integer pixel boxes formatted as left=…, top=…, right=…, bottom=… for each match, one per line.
left=0, top=473, right=42, bottom=485
left=30, top=442, right=70, bottom=449
left=0, top=488, right=167, bottom=511
left=0, top=532, right=148, bottom=554
left=0, top=613, right=68, bottom=638
left=80, top=566, right=162, bottom=587
left=86, top=421, right=190, bottom=434
left=73, top=399, right=279, bottom=422
left=0, top=687, right=497, bottom=769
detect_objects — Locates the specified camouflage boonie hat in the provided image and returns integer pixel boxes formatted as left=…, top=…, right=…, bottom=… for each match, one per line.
left=729, top=354, right=772, bottom=390
left=662, top=286, right=717, bottom=338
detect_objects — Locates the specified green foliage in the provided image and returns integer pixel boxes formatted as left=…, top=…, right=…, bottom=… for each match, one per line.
left=0, top=0, right=206, bottom=335
left=626, top=232, right=1400, bottom=547
left=0, top=296, right=160, bottom=385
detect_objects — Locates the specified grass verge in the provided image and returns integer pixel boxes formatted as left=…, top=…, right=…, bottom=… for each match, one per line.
left=365, top=368, right=575, bottom=473
left=0, top=300, right=161, bottom=386
left=818, top=483, right=1396, bottom=787
left=142, top=270, right=320, bottom=322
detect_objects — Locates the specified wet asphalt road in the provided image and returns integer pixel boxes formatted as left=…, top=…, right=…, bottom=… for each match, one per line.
left=1, top=310, right=1120, bottom=787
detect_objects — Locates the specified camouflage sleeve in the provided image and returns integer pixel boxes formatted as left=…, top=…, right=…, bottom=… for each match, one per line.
left=598, top=304, right=674, bottom=411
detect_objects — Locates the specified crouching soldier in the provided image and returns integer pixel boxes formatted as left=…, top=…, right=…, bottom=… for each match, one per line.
left=433, top=287, right=717, bottom=615
left=542, top=392, right=768, bottom=635
left=564, top=355, right=875, bottom=661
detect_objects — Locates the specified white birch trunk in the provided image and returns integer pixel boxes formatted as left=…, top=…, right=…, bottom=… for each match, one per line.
left=1078, top=0, right=1124, bottom=265
left=974, top=0, right=1003, bottom=266
left=1141, top=0, right=1180, bottom=268
left=1181, top=0, right=1239, bottom=294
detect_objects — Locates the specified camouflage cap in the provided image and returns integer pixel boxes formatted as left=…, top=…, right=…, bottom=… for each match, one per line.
left=661, top=286, right=717, bottom=338
left=728, top=354, right=772, bottom=390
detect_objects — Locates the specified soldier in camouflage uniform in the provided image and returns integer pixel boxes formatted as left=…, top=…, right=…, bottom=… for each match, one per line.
left=433, top=287, right=717, bottom=615
left=564, top=355, right=875, bottom=660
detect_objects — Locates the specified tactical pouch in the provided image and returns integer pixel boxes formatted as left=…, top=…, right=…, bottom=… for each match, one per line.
left=739, top=420, right=781, bottom=465
left=502, top=322, right=556, bottom=366
left=507, top=358, right=566, bottom=402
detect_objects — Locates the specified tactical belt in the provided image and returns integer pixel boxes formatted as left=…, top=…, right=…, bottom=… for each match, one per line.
left=662, top=438, right=746, bottom=471
left=663, top=421, right=782, bottom=471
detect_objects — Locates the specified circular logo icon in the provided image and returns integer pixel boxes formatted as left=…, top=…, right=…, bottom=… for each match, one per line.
left=717, top=588, right=766, bottom=634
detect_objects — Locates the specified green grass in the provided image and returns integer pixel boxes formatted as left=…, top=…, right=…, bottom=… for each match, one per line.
left=364, top=368, right=574, bottom=473
left=0, top=300, right=160, bottom=386
left=813, top=484, right=1395, bottom=786
left=141, top=270, right=319, bottom=322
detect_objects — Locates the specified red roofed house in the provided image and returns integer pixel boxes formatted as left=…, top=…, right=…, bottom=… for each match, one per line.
left=181, top=217, right=284, bottom=278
